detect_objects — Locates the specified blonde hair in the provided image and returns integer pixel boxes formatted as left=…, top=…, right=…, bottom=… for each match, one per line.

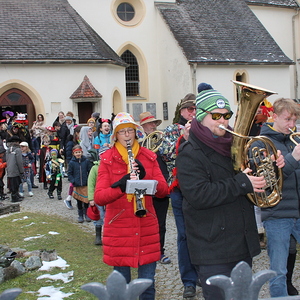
left=273, top=98, right=300, bottom=117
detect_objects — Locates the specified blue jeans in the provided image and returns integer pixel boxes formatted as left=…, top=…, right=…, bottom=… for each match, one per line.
left=264, top=218, right=300, bottom=297
left=93, top=204, right=105, bottom=227
left=114, top=262, right=156, bottom=300
left=170, top=189, right=197, bottom=288
left=19, top=177, right=32, bottom=193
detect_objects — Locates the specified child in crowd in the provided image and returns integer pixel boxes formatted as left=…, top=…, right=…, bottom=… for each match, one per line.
left=19, top=141, right=34, bottom=197
left=0, top=146, right=7, bottom=200
left=80, top=126, right=94, bottom=159
left=64, top=126, right=82, bottom=210
left=6, top=135, right=24, bottom=202
left=68, top=145, right=91, bottom=223
left=88, top=146, right=109, bottom=245
left=29, top=129, right=39, bottom=188
left=39, top=136, right=52, bottom=190
left=87, top=118, right=96, bottom=132
left=93, top=118, right=112, bottom=151
left=45, top=149, right=64, bottom=200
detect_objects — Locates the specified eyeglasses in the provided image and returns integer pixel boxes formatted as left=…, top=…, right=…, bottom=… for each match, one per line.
left=187, top=106, right=196, bottom=113
left=200, top=109, right=233, bottom=120
left=117, top=128, right=135, bottom=135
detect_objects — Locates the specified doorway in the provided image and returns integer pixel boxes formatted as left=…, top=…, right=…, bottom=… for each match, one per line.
left=0, top=88, right=36, bottom=128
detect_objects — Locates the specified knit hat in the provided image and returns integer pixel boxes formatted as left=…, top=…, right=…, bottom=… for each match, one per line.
left=139, top=112, right=162, bottom=126
left=50, top=149, right=58, bottom=155
left=92, top=112, right=100, bottom=119
left=7, top=135, right=22, bottom=143
left=179, top=93, right=196, bottom=110
left=196, top=83, right=231, bottom=122
left=111, top=112, right=144, bottom=143
left=65, top=116, right=73, bottom=121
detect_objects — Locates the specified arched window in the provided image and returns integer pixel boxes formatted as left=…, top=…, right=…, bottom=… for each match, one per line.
left=121, top=50, right=139, bottom=97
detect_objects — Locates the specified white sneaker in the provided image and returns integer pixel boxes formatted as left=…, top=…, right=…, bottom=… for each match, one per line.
left=19, top=192, right=24, bottom=197
left=28, top=192, right=33, bottom=197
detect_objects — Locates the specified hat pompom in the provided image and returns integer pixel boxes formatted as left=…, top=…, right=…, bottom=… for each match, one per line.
left=197, top=83, right=213, bottom=93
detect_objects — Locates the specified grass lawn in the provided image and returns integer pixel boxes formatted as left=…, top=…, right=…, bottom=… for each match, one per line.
left=0, top=211, right=112, bottom=299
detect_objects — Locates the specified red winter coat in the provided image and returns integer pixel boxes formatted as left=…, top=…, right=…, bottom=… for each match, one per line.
left=94, top=146, right=168, bottom=268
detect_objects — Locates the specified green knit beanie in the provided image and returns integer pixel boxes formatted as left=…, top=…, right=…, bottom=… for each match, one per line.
left=196, top=85, right=231, bottom=122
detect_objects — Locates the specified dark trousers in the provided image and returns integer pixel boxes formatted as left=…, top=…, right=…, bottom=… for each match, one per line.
left=76, top=200, right=88, bottom=210
left=48, top=176, right=62, bottom=194
left=153, top=196, right=169, bottom=255
left=195, top=257, right=252, bottom=300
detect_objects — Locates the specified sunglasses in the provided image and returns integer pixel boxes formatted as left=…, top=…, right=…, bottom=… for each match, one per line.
left=187, top=106, right=196, bottom=113
left=200, top=109, right=233, bottom=120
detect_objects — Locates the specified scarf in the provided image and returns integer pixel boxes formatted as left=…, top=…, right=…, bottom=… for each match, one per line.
left=190, top=118, right=232, bottom=157
left=67, top=122, right=74, bottom=135
left=115, top=139, right=140, bottom=172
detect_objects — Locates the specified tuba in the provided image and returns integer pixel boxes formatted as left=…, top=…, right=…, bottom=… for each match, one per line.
left=220, top=80, right=283, bottom=208
left=141, top=130, right=164, bottom=152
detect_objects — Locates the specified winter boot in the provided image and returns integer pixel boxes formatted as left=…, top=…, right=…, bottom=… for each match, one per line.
left=287, top=252, right=299, bottom=295
left=84, top=208, right=91, bottom=222
left=78, top=209, right=84, bottom=223
left=43, top=182, right=48, bottom=190
left=95, top=226, right=102, bottom=245
left=48, top=190, right=54, bottom=199
left=11, top=192, right=22, bottom=203
left=57, top=191, right=62, bottom=200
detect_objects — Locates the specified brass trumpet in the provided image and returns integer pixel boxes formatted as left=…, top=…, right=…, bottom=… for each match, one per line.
left=141, top=130, right=164, bottom=152
left=289, top=128, right=300, bottom=145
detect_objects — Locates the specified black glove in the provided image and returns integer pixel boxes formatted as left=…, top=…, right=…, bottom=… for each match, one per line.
left=135, top=159, right=146, bottom=179
left=111, top=174, right=130, bottom=193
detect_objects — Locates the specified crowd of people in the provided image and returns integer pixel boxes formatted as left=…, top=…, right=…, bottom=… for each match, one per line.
left=1, top=83, right=300, bottom=300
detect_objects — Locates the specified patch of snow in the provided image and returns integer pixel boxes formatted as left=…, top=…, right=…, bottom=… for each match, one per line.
left=37, top=271, right=74, bottom=283
left=39, top=256, right=69, bottom=271
left=24, top=234, right=45, bottom=241
left=37, top=286, right=73, bottom=299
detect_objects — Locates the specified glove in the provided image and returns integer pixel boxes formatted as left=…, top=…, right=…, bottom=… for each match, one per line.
left=111, top=174, right=130, bottom=193
left=135, top=159, right=146, bottom=179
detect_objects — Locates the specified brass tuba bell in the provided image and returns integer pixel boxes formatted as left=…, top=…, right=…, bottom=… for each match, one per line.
left=220, top=81, right=283, bottom=208
left=141, top=130, right=164, bottom=152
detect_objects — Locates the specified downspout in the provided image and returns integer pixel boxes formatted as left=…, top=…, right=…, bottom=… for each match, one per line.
left=292, top=4, right=300, bottom=100
left=192, top=63, right=197, bottom=94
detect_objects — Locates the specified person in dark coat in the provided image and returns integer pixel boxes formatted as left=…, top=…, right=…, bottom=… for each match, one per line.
left=176, top=83, right=284, bottom=300
left=68, top=145, right=91, bottom=223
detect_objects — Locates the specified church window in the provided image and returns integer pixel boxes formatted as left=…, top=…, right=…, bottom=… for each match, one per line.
left=117, top=3, right=135, bottom=22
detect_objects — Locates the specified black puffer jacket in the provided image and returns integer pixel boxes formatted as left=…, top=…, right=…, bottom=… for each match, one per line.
left=176, top=131, right=260, bottom=265
left=253, top=123, right=300, bottom=221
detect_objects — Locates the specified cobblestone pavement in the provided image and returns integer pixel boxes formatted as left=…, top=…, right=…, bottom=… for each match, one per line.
left=12, top=177, right=300, bottom=299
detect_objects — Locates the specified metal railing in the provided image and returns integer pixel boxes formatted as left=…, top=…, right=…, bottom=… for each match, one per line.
left=1, top=262, right=300, bottom=300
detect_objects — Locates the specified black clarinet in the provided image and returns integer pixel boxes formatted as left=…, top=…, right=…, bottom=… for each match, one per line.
left=126, top=141, right=146, bottom=217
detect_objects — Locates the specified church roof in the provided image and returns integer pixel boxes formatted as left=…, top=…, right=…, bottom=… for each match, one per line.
left=70, top=75, right=102, bottom=99
left=0, top=0, right=126, bottom=66
left=156, top=0, right=294, bottom=65
left=245, top=0, right=299, bottom=7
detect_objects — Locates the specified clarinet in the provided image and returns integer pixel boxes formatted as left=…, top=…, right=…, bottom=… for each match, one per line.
left=126, top=141, right=146, bottom=217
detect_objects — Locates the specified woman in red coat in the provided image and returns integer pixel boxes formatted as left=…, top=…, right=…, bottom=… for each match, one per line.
left=94, top=112, right=168, bottom=300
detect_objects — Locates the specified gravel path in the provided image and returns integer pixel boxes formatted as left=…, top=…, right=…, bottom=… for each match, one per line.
left=10, top=177, right=298, bottom=299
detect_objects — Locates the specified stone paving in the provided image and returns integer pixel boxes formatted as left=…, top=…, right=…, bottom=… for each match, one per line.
left=12, top=177, right=300, bottom=299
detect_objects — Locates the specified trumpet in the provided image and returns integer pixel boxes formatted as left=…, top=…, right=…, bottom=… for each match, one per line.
left=126, top=140, right=147, bottom=217
left=289, top=128, right=300, bottom=145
